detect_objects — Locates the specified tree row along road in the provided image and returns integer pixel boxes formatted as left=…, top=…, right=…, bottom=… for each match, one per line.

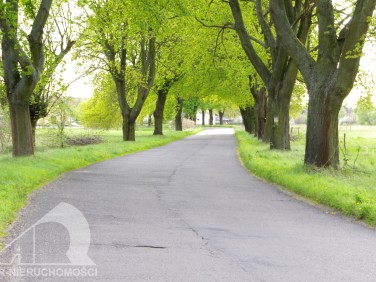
left=1, top=128, right=376, bottom=281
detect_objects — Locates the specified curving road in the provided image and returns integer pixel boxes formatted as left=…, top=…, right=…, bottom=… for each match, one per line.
left=1, top=128, right=376, bottom=281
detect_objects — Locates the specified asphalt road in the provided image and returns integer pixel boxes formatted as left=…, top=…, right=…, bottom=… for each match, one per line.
left=1, top=128, right=376, bottom=282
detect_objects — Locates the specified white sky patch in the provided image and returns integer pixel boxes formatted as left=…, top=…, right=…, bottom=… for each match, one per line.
left=344, top=42, right=376, bottom=107
left=63, top=54, right=94, bottom=99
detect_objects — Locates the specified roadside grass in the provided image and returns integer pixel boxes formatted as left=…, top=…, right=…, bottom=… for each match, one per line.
left=236, top=125, right=376, bottom=226
left=34, top=126, right=163, bottom=151
left=0, top=126, right=199, bottom=240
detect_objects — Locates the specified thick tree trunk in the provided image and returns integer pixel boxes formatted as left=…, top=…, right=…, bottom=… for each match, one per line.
left=267, top=79, right=294, bottom=150
left=9, top=102, right=34, bottom=156
left=201, top=110, right=205, bottom=126
left=305, top=88, right=342, bottom=167
left=209, top=109, right=213, bottom=125
left=175, top=98, right=183, bottom=131
left=219, top=111, right=224, bottom=125
left=153, top=90, right=167, bottom=135
left=122, top=116, right=136, bottom=141
left=250, top=84, right=267, bottom=140
left=270, top=55, right=299, bottom=150
left=239, top=106, right=254, bottom=134
left=271, top=97, right=291, bottom=150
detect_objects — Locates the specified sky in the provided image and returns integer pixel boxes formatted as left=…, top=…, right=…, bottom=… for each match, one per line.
left=65, top=74, right=93, bottom=99
left=63, top=53, right=94, bottom=100
left=343, top=42, right=376, bottom=107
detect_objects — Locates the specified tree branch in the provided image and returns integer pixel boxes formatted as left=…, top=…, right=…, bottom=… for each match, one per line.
left=336, top=0, right=376, bottom=98
left=28, top=0, right=53, bottom=70
left=255, top=0, right=276, bottom=51
left=316, top=0, right=340, bottom=67
left=229, top=0, right=271, bottom=83
left=195, top=17, right=235, bottom=30
left=269, top=0, right=316, bottom=87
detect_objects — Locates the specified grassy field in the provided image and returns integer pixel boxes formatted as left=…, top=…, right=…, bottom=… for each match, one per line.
left=236, top=125, right=376, bottom=226
left=0, top=126, right=199, bottom=240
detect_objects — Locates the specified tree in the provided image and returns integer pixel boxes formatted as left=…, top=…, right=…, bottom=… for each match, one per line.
left=226, top=0, right=312, bottom=149
left=0, top=0, right=53, bottom=156
left=239, top=105, right=255, bottom=134
left=270, top=0, right=376, bottom=167
left=153, top=75, right=179, bottom=135
left=157, top=2, right=254, bottom=133
left=152, top=15, right=186, bottom=135
left=249, top=76, right=267, bottom=139
left=29, top=1, right=78, bottom=147
left=218, top=110, right=224, bottom=125
left=49, top=96, right=75, bottom=148
left=355, top=92, right=376, bottom=124
left=175, top=97, right=184, bottom=131
left=78, top=73, right=122, bottom=129
left=77, top=0, right=157, bottom=141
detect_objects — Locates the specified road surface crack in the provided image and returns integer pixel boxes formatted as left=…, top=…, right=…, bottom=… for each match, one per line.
left=134, top=245, right=166, bottom=249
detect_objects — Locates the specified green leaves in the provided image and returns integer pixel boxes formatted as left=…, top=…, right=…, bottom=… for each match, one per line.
left=20, top=0, right=36, bottom=19
left=78, top=73, right=122, bottom=129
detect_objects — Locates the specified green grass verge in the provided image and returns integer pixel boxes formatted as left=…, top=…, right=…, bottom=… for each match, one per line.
left=236, top=127, right=376, bottom=226
left=0, top=128, right=200, bottom=240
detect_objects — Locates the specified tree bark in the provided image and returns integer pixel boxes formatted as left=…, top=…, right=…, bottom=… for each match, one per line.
left=272, top=98, right=291, bottom=150
left=153, top=89, right=167, bottom=135
left=239, top=106, right=254, bottom=134
left=248, top=76, right=270, bottom=143
left=250, top=86, right=267, bottom=140
left=9, top=102, right=34, bottom=156
left=153, top=76, right=179, bottom=135
left=175, top=98, right=183, bottom=131
left=122, top=116, right=136, bottom=141
left=201, top=110, right=205, bottom=126
left=218, top=111, right=224, bottom=125
left=304, top=82, right=343, bottom=167
left=209, top=109, right=214, bottom=125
